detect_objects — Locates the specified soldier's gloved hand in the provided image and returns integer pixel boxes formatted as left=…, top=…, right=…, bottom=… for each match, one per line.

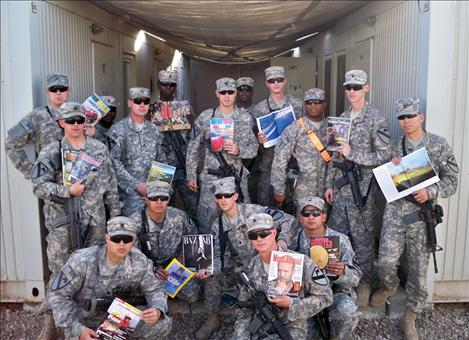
left=79, top=327, right=99, bottom=339
left=136, top=182, right=147, bottom=196
left=154, top=267, right=169, bottom=281
left=325, top=261, right=345, bottom=277
left=391, top=156, right=402, bottom=166
left=141, top=308, right=161, bottom=324
left=336, top=142, right=351, bottom=158
left=257, top=131, right=268, bottom=144
left=267, top=295, right=291, bottom=309
left=412, top=188, right=430, bottom=203
left=70, top=179, right=86, bottom=196
left=325, top=188, right=334, bottom=205
left=223, top=142, right=239, bottom=156
left=186, top=180, right=199, bottom=192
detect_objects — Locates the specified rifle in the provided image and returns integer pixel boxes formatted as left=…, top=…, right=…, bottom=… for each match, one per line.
left=419, top=201, right=444, bottom=273
left=283, top=159, right=299, bottom=215
left=164, top=130, right=187, bottom=176
left=314, top=309, right=330, bottom=340
left=207, top=151, right=244, bottom=203
left=83, top=286, right=147, bottom=312
left=236, top=271, right=293, bottom=340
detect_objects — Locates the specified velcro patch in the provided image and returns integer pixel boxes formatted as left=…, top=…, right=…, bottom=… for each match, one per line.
left=7, top=120, right=31, bottom=139
left=446, top=155, right=459, bottom=173
left=31, top=161, right=49, bottom=179
left=311, top=267, right=329, bottom=286
left=377, top=127, right=390, bottom=145
left=276, top=135, right=291, bottom=150
left=50, top=265, right=75, bottom=291
left=264, top=207, right=284, bottom=221
left=190, top=124, right=202, bottom=139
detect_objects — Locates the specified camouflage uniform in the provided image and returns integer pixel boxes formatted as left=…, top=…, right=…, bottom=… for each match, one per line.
left=186, top=78, right=258, bottom=232
left=4, top=73, right=68, bottom=178
left=236, top=77, right=255, bottom=117
left=376, top=98, right=459, bottom=313
left=272, top=88, right=329, bottom=210
left=48, top=218, right=171, bottom=339
left=32, top=103, right=120, bottom=275
left=108, top=88, right=166, bottom=217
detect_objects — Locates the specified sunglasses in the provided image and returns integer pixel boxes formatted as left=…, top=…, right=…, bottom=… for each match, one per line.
left=215, top=193, right=235, bottom=200
left=301, top=210, right=322, bottom=217
left=110, top=235, right=134, bottom=244
left=64, top=117, right=85, bottom=125
left=267, top=77, right=284, bottom=84
left=248, top=229, right=273, bottom=241
left=344, top=85, right=363, bottom=91
left=133, top=97, right=151, bottom=105
left=160, top=82, right=177, bottom=88
left=305, top=100, right=325, bottom=105
left=237, top=85, right=253, bottom=92
left=48, top=86, right=69, bottom=93
left=218, top=90, right=236, bottom=95
left=397, top=114, right=418, bottom=121
left=147, top=195, right=170, bottom=202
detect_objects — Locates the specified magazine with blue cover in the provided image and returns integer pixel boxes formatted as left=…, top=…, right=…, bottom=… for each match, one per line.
left=256, top=105, right=296, bottom=148
left=163, top=258, right=195, bottom=298
left=68, top=151, right=103, bottom=185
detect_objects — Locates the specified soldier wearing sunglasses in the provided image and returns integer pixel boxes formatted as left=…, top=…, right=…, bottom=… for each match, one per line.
left=5, top=73, right=70, bottom=179
left=324, top=70, right=392, bottom=307
left=231, top=213, right=333, bottom=339
left=108, top=87, right=167, bottom=217
left=235, top=77, right=255, bottom=115
left=48, top=216, right=172, bottom=339
left=92, top=95, right=117, bottom=148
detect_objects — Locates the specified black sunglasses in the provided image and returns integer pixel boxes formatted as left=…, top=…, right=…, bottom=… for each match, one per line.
left=267, top=77, right=284, bottom=84
left=147, top=195, right=170, bottom=202
left=48, top=86, right=69, bottom=93
left=248, top=229, right=273, bottom=241
left=215, top=193, right=235, bottom=200
left=344, top=84, right=363, bottom=91
left=160, top=82, right=177, bottom=88
left=301, top=210, right=322, bottom=217
left=64, top=117, right=85, bottom=125
left=218, top=90, right=236, bottom=95
left=110, top=235, right=134, bottom=244
left=133, top=97, right=151, bottom=105
left=237, top=85, right=253, bottom=92
left=397, top=114, right=418, bottom=121
left=305, top=100, right=325, bottom=105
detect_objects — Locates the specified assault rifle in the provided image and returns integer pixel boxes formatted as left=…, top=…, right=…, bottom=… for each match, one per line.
left=208, top=151, right=244, bottom=202
left=420, top=201, right=444, bottom=273
left=164, top=130, right=187, bottom=176
left=314, top=309, right=330, bottom=340
left=83, top=286, right=147, bottom=312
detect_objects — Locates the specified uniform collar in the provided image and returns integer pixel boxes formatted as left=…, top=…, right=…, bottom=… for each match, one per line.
left=98, top=245, right=132, bottom=276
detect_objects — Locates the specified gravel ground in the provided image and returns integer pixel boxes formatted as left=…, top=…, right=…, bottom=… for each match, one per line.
left=1, top=302, right=468, bottom=339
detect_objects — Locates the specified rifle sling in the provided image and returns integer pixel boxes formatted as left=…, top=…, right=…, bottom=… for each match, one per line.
left=296, top=118, right=331, bottom=164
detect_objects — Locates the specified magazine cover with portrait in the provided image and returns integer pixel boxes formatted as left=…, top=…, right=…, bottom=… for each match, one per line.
left=267, top=251, right=304, bottom=297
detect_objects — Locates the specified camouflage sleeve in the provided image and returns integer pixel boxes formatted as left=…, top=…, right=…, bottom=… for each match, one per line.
left=277, top=219, right=302, bottom=247
left=183, top=213, right=197, bottom=235
left=185, top=115, right=207, bottom=181
left=211, top=219, right=222, bottom=276
left=333, top=235, right=362, bottom=288
left=427, top=139, right=459, bottom=200
left=325, top=162, right=338, bottom=190
left=154, top=130, right=167, bottom=164
left=236, top=116, right=258, bottom=160
left=347, top=113, right=392, bottom=166
left=271, top=125, right=297, bottom=195
left=102, top=150, right=121, bottom=217
left=4, top=114, right=35, bottom=179
left=139, top=255, right=168, bottom=313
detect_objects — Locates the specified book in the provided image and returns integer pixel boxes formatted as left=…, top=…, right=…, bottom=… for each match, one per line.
left=372, top=147, right=439, bottom=203
left=326, top=117, right=352, bottom=151
left=61, top=148, right=80, bottom=187
left=67, top=151, right=103, bottom=185
left=148, top=100, right=192, bottom=131
left=267, top=251, right=304, bottom=297
left=96, top=297, right=142, bottom=340
left=256, top=105, right=296, bottom=148
left=82, top=93, right=111, bottom=126
left=210, top=118, right=234, bottom=152
left=182, top=234, right=214, bottom=275
left=163, top=258, right=195, bottom=298
left=309, top=236, right=340, bottom=277
left=146, top=161, right=176, bottom=186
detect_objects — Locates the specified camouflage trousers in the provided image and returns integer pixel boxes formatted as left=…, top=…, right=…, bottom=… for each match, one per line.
left=376, top=207, right=430, bottom=313
left=171, top=177, right=199, bottom=224
left=174, top=278, right=201, bottom=304
left=257, top=168, right=275, bottom=207
left=203, top=273, right=237, bottom=314
left=121, top=197, right=146, bottom=217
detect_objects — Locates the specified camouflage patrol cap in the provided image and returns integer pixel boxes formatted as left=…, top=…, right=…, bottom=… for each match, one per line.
left=395, top=97, right=420, bottom=118
left=45, top=73, right=69, bottom=88
left=236, top=77, right=254, bottom=88
left=59, top=102, right=85, bottom=120
left=128, top=87, right=150, bottom=99
left=216, top=77, right=237, bottom=92
left=343, top=70, right=367, bottom=86
left=158, top=70, right=178, bottom=84
left=298, top=197, right=325, bottom=213
left=246, top=213, right=274, bottom=234
left=101, top=96, right=116, bottom=107
left=146, top=181, right=171, bottom=198
left=213, top=176, right=237, bottom=195
left=107, top=216, right=138, bottom=237
left=265, top=66, right=285, bottom=80
left=304, top=88, right=325, bottom=101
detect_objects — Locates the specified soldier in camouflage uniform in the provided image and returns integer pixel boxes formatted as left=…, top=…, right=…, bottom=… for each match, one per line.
left=93, top=95, right=117, bottom=148
left=108, top=87, right=167, bottom=217
left=236, top=77, right=255, bottom=115
left=286, top=197, right=361, bottom=340
left=272, top=88, right=330, bottom=212
left=231, top=213, right=333, bottom=339
left=186, top=77, right=258, bottom=232
left=252, top=66, right=303, bottom=207
left=131, top=181, right=201, bottom=304
left=5, top=73, right=69, bottom=179
left=370, top=98, right=459, bottom=340
left=48, top=216, right=172, bottom=339
left=325, top=70, right=392, bottom=307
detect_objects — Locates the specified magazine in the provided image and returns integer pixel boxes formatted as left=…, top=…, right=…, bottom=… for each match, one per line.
left=256, top=105, right=296, bottom=148
left=146, top=161, right=176, bottom=186
left=182, top=234, right=214, bottom=275
left=267, top=251, right=304, bottom=297
left=82, top=93, right=111, bottom=126
left=310, top=236, right=340, bottom=277
left=67, top=151, right=103, bottom=185
left=62, top=148, right=80, bottom=187
left=95, top=297, right=142, bottom=340
left=210, top=118, right=234, bottom=152
left=372, top=147, right=439, bottom=203
left=148, top=100, right=192, bottom=131
left=163, top=258, right=195, bottom=298
left=326, top=117, right=352, bottom=151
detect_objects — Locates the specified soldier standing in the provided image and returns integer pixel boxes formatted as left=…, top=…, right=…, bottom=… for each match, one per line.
left=236, top=76, right=255, bottom=115
left=93, top=95, right=117, bottom=148
left=324, top=70, right=392, bottom=307
left=186, top=77, right=258, bottom=232
left=370, top=98, right=459, bottom=340
left=48, top=216, right=172, bottom=339
left=108, top=87, right=166, bottom=217
left=252, top=66, right=303, bottom=207
left=272, top=88, right=330, bottom=211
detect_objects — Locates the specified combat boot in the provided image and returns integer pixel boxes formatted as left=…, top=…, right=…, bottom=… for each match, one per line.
left=195, top=313, right=221, bottom=340
left=401, top=309, right=419, bottom=340
left=37, top=311, right=56, bottom=340
left=370, top=287, right=397, bottom=307
left=356, top=282, right=371, bottom=308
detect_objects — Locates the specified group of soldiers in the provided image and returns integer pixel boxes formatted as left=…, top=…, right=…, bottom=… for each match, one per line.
left=4, top=65, right=459, bottom=340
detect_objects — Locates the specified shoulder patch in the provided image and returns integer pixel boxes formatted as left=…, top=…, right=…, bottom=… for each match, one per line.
left=50, top=265, right=75, bottom=291
left=311, top=267, right=329, bottom=286
left=7, top=119, right=32, bottom=139
left=377, top=127, right=390, bottom=145
left=190, top=123, right=202, bottom=139
left=264, top=207, right=285, bottom=221
left=276, top=134, right=291, bottom=150
left=446, top=155, right=459, bottom=173
left=31, top=161, right=49, bottom=179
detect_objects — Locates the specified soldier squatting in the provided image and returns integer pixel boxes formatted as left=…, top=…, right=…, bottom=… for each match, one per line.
left=4, top=67, right=459, bottom=340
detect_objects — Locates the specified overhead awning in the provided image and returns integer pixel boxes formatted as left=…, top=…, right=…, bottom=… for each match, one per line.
left=92, top=1, right=369, bottom=63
